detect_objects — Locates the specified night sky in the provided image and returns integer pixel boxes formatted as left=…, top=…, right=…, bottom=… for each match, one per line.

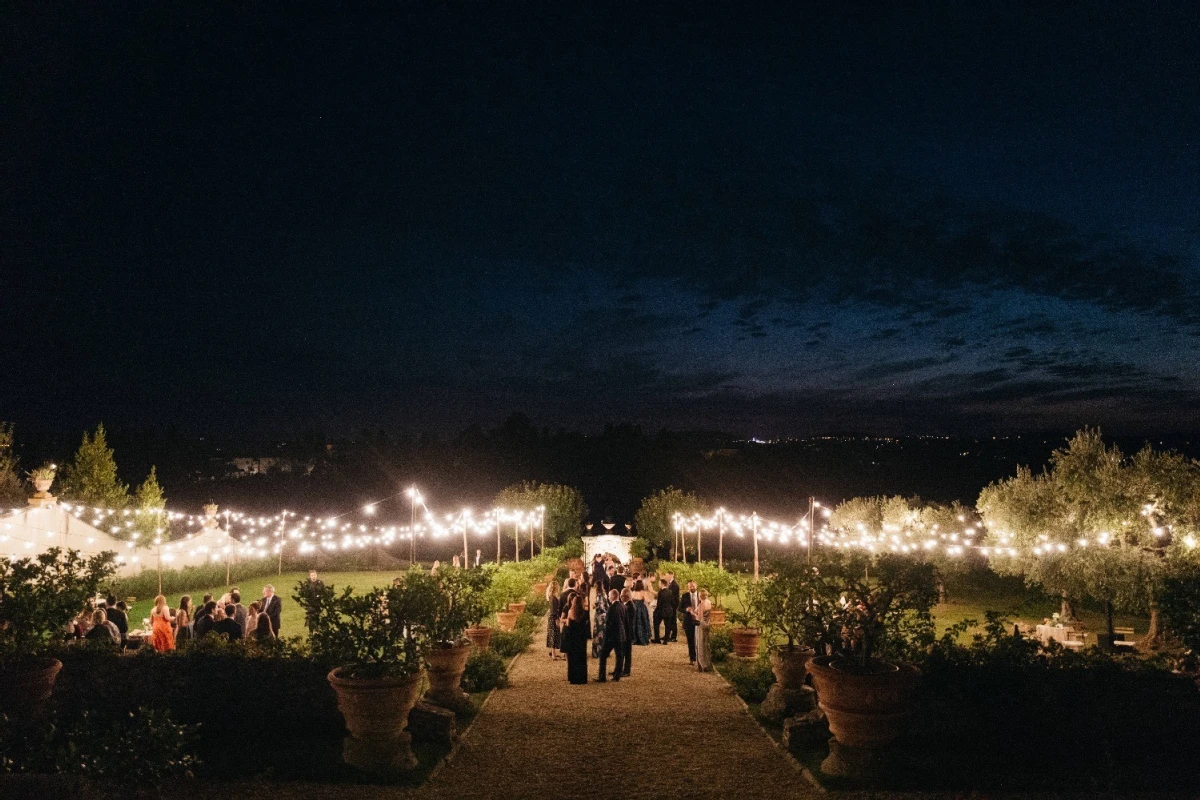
left=5, top=4, right=1199, bottom=437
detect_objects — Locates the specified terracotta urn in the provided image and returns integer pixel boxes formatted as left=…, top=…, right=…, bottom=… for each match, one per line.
left=0, top=657, right=62, bottom=718
left=508, top=600, right=527, bottom=616
left=770, top=645, right=814, bottom=692
left=495, top=610, right=518, bottom=631
left=465, top=626, right=493, bottom=650
left=327, top=666, right=424, bottom=775
left=425, top=641, right=473, bottom=711
left=708, top=608, right=727, bottom=627
left=532, top=582, right=548, bottom=598
left=730, top=626, right=762, bottom=658
left=806, top=655, right=920, bottom=750
left=630, top=557, right=645, bottom=576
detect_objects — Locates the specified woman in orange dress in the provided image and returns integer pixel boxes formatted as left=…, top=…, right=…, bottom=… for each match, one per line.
left=150, top=594, right=176, bottom=652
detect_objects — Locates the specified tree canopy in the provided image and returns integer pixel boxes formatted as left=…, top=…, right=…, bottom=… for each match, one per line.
left=492, top=481, right=587, bottom=546
left=0, top=423, right=23, bottom=508
left=132, top=465, right=170, bottom=543
left=60, top=424, right=129, bottom=510
left=634, top=486, right=707, bottom=549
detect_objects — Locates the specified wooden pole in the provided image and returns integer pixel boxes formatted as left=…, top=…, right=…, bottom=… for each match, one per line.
left=752, top=514, right=760, bottom=582
left=514, top=521, right=520, bottom=562
left=718, top=513, right=724, bottom=571
left=496, top=512, right=502, bottom=565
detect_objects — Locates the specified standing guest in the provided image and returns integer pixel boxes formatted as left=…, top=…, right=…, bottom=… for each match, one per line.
left=680, top=580, right=700, bottom=664
left=85, top=608, right=121, bottom=646
left=175, top=596, right=194, bottom=643
left=693, top=590, right=713, bottom=672
left=610, top=565, right=627, bottom=592
left=217, top=592, right=232, bottom=609
left=591, top=553, right=606, bottom=593
left=545, top=581, right=562, bottom=659
left=665, top=573, right=681, bottom=642
left=620, top=587, right=635, bottom=677
left=230, top=591, right=248, bottom=635
left=193, top=593, right=214, bottom=629
left=475, top=548, right=481, bottom=567
left=592, top=584, right=609, bottom=660
left=430, top=560, right=441, bottom=576
left=150, top=594, right=176, bottom=652
left=214, top=605, right=244, bottom=640
left=653, top=577, right=672, bottom=644
left=563, top=593, right=588, bottom=685
left=105, top=594, right=129, bottom=644
left=254, top=612, right=275, bottom=642
left=260, top=584, right=282, bottom=636
left=598, top=589, right=627, bottom=682
left=452, top=554, right=460, bottom=569
left=558, top=578, right=579, bottom=655
left=246, top=601, right=261, bottom=637
left=629, top=580, right=652, bottom=646
left=194, top=601, right=218, bottom=638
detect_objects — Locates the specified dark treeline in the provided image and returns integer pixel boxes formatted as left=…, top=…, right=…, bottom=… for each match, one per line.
left=10, top=414, right=1198, bottom=525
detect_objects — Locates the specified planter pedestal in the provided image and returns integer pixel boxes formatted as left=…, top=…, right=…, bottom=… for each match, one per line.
left=821, top=737, right=894, bottom=779
left=425, top=642, right=472, bottom=712
left=327, top=667, right=424, bottom=776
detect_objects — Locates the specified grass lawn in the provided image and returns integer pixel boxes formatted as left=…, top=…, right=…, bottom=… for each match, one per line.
left=716, top=566, right=1148, bottom=644
left=125, top=570, right=404, bottom=636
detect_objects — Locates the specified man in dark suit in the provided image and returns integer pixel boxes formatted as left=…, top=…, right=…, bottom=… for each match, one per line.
left=665, top=573, right=681, bottom=642
left=591, top=554, right=607, bottom=592
left=213, top=605, right=244, bottom=640
left=598, top=589, right=627, bottom=682
left=194, top=600, right=218, bottom=638
left=652, top=577, right=671, bottom=643
left=261, top=584, right=282, bottom=636
left=609, top=565, right=626, bottom=592
left=679, top=580, right=700, bottom=664
left=620, top=587, right=635, bottom=676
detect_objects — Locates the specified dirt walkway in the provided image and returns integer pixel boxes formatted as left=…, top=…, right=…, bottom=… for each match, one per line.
left=417, top=628, right=817, bottom=800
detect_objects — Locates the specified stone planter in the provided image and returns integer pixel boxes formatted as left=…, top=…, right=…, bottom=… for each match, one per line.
left=32, top=478, right=53, bottom=495
left=0, top=657, right=62, bottom=718
left=508, top=601, right=527, bottom=616
left=708, top=608, right=727, bottom=627
left=806, top=654, right=919, bottom=773
left=465, top=626, right=493, bottom=650
left=327, top=666, right=424, bottom=775
left=495, top=610, right=518, bottom=631
left=568, top=557, right=585, bottom=576
left=425, top=641, right=472, bottom=711
left=730, top=626, right=762, bottom=658
left=770, top=645, right=814, bottom=692
left=532, top=582, right=548, bottom=598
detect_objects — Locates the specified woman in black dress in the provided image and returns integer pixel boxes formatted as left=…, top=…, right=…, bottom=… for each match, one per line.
left=564, top=593, right=589, bottom=685
left=545, top=580, right=562, bottom=659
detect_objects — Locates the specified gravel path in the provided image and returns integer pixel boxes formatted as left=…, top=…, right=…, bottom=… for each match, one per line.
left=418, top=626, right=818, bottom=800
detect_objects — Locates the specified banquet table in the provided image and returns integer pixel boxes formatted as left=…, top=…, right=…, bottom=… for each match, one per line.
left=1036, top=624, right=1083, bottom=649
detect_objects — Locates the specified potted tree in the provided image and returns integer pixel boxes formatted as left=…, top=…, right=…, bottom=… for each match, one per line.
left=28, top=463, right=56, bottom=497
left=486, top=569, right=528, bottom=631
left=693, top=561, right=738, bottom=627
left=464, top=568, right=496, bottom=650
left=414, top=567, right=485, bottom=712
left=0, top=548, right=117, bottom=717
left=297, top=576, right=433, bottom=775
left=749, top=556, right=823, bottom=700
left=804, top=552, right=938, bottom=774
left=727, top=585, right=763, bottom=659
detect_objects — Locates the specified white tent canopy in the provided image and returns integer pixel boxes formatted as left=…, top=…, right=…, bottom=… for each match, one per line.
left=0, top=504, right=145, bottom=577
left=0, top=504, right=247, bottom=578
left=582, top=533, right=636, bottom=566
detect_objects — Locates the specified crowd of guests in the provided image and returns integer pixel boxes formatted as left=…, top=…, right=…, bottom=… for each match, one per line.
left=67, top=583, right=284, bottom=653
left=544, top=553, right=714, bottom=684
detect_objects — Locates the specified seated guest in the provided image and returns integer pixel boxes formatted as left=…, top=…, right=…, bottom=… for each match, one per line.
left=85, top=608, right=121, bottom=646
left=254, top=612, right=275, bottom=642
left=194, top=600, right=218, bottom=638
left=213, top=604, right=244, bottom=640
left=105, top=594, right=129, bottom=643
left=175, top=596, right=194, bottom=643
